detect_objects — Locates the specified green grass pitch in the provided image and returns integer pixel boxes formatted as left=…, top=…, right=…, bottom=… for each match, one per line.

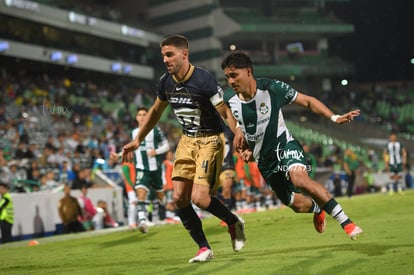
left=1, top=190, right=413, bottom=274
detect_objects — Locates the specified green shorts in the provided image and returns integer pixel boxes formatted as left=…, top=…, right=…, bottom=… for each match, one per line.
left=389, top=164, right=403, bottom=174
left=258, top=140, right=308, bottom=206
left=135, top=169, right=164, bottom=193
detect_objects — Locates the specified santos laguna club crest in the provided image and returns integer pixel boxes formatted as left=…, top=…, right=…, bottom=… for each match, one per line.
left=260, top=102, right=269, bottom=114
left=232, top=109, right=239, bottom=119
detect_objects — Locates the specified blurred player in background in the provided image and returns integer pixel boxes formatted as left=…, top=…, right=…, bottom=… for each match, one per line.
left=222, top=51, right=363, bottom=240
left=383, top=132, right=407, bottom=194
left=122, top=35, right=246, bottom=263
left=132, top=107, right=170, bottom=233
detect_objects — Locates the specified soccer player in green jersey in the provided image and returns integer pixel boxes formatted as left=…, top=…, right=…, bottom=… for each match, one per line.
left=221, top=51, right=363, bottom=240
left=132, top=107, right=170, bottom=233
left=383, top=132, right=407, bottom=194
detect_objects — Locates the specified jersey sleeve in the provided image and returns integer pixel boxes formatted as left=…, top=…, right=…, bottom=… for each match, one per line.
left=270, top=80, right=298, bottom=105
left=210, top=85, right=225, bottom=109
left=199, top=69, right=224, bottom=108
left=157, top=73, right=168, bottom=101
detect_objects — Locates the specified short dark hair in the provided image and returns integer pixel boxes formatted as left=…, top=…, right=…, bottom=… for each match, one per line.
left=221, top=51, right=254, bottom=73
left=160, top=34, right=189, bottom=49
left=137, top=106, right=148, bottom=112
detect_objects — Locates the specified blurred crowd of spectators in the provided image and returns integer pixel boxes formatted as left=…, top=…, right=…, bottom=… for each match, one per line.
left=322, top=81, right=414, bottom=136
left=0, top=68, right=180, bottom=193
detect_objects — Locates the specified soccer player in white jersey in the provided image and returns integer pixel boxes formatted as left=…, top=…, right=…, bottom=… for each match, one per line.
left=383, top=132, right=407, bottom=193
left=221, top=51, right=363, bottom=240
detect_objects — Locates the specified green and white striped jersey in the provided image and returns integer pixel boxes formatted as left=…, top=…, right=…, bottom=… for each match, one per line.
left=225, top=78, right=298, bottom=161
left=131, top=126, right=170, bottom=171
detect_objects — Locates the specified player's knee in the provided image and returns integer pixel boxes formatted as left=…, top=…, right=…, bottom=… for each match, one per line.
left=191, top=195, right=209, bottom=209
left=290, top=201, right=308, bottom=213
left=173, top=192, right=189, bottom=208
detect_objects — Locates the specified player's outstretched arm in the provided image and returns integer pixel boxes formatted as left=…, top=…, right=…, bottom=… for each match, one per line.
left=294, top=92, right=360, bottom=124
left=330, top=110, right=361, bottom=124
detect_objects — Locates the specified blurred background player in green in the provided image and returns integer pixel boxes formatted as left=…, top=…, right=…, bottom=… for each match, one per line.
left=383, top=132, right=407, bottom=194
left=132, top=107, right=170, bottom=233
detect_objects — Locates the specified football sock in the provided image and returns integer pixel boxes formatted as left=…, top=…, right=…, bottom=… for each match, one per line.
left=309, top=199, right=321, bottom=213
left=177, top=204, right=210, bottom=249
left=137, top=201, right=147, bottom=222
left=151, top=201, right=159, bottom=223
left=158, top=202, right=166, bottom=221
left=323, top=198, right=352, bottom=228
left=206, top=196, right=238, bottom=225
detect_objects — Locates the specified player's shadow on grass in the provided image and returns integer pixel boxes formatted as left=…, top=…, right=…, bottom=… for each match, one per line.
left=98, top=231, right=158, bottom=248
left=236, top=243, right=414, bottom=274
left=162, top=256, right=246, bottom=275
left=335, top=243, right=414, bottom=256
left=240, top=243, right=414, bottom=258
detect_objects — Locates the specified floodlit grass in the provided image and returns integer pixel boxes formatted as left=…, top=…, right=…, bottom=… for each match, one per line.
left=1, top=190, right=414, bottom=274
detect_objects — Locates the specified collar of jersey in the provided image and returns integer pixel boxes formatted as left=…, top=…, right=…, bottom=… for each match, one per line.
left=172, top=64, right=194, bottom=83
